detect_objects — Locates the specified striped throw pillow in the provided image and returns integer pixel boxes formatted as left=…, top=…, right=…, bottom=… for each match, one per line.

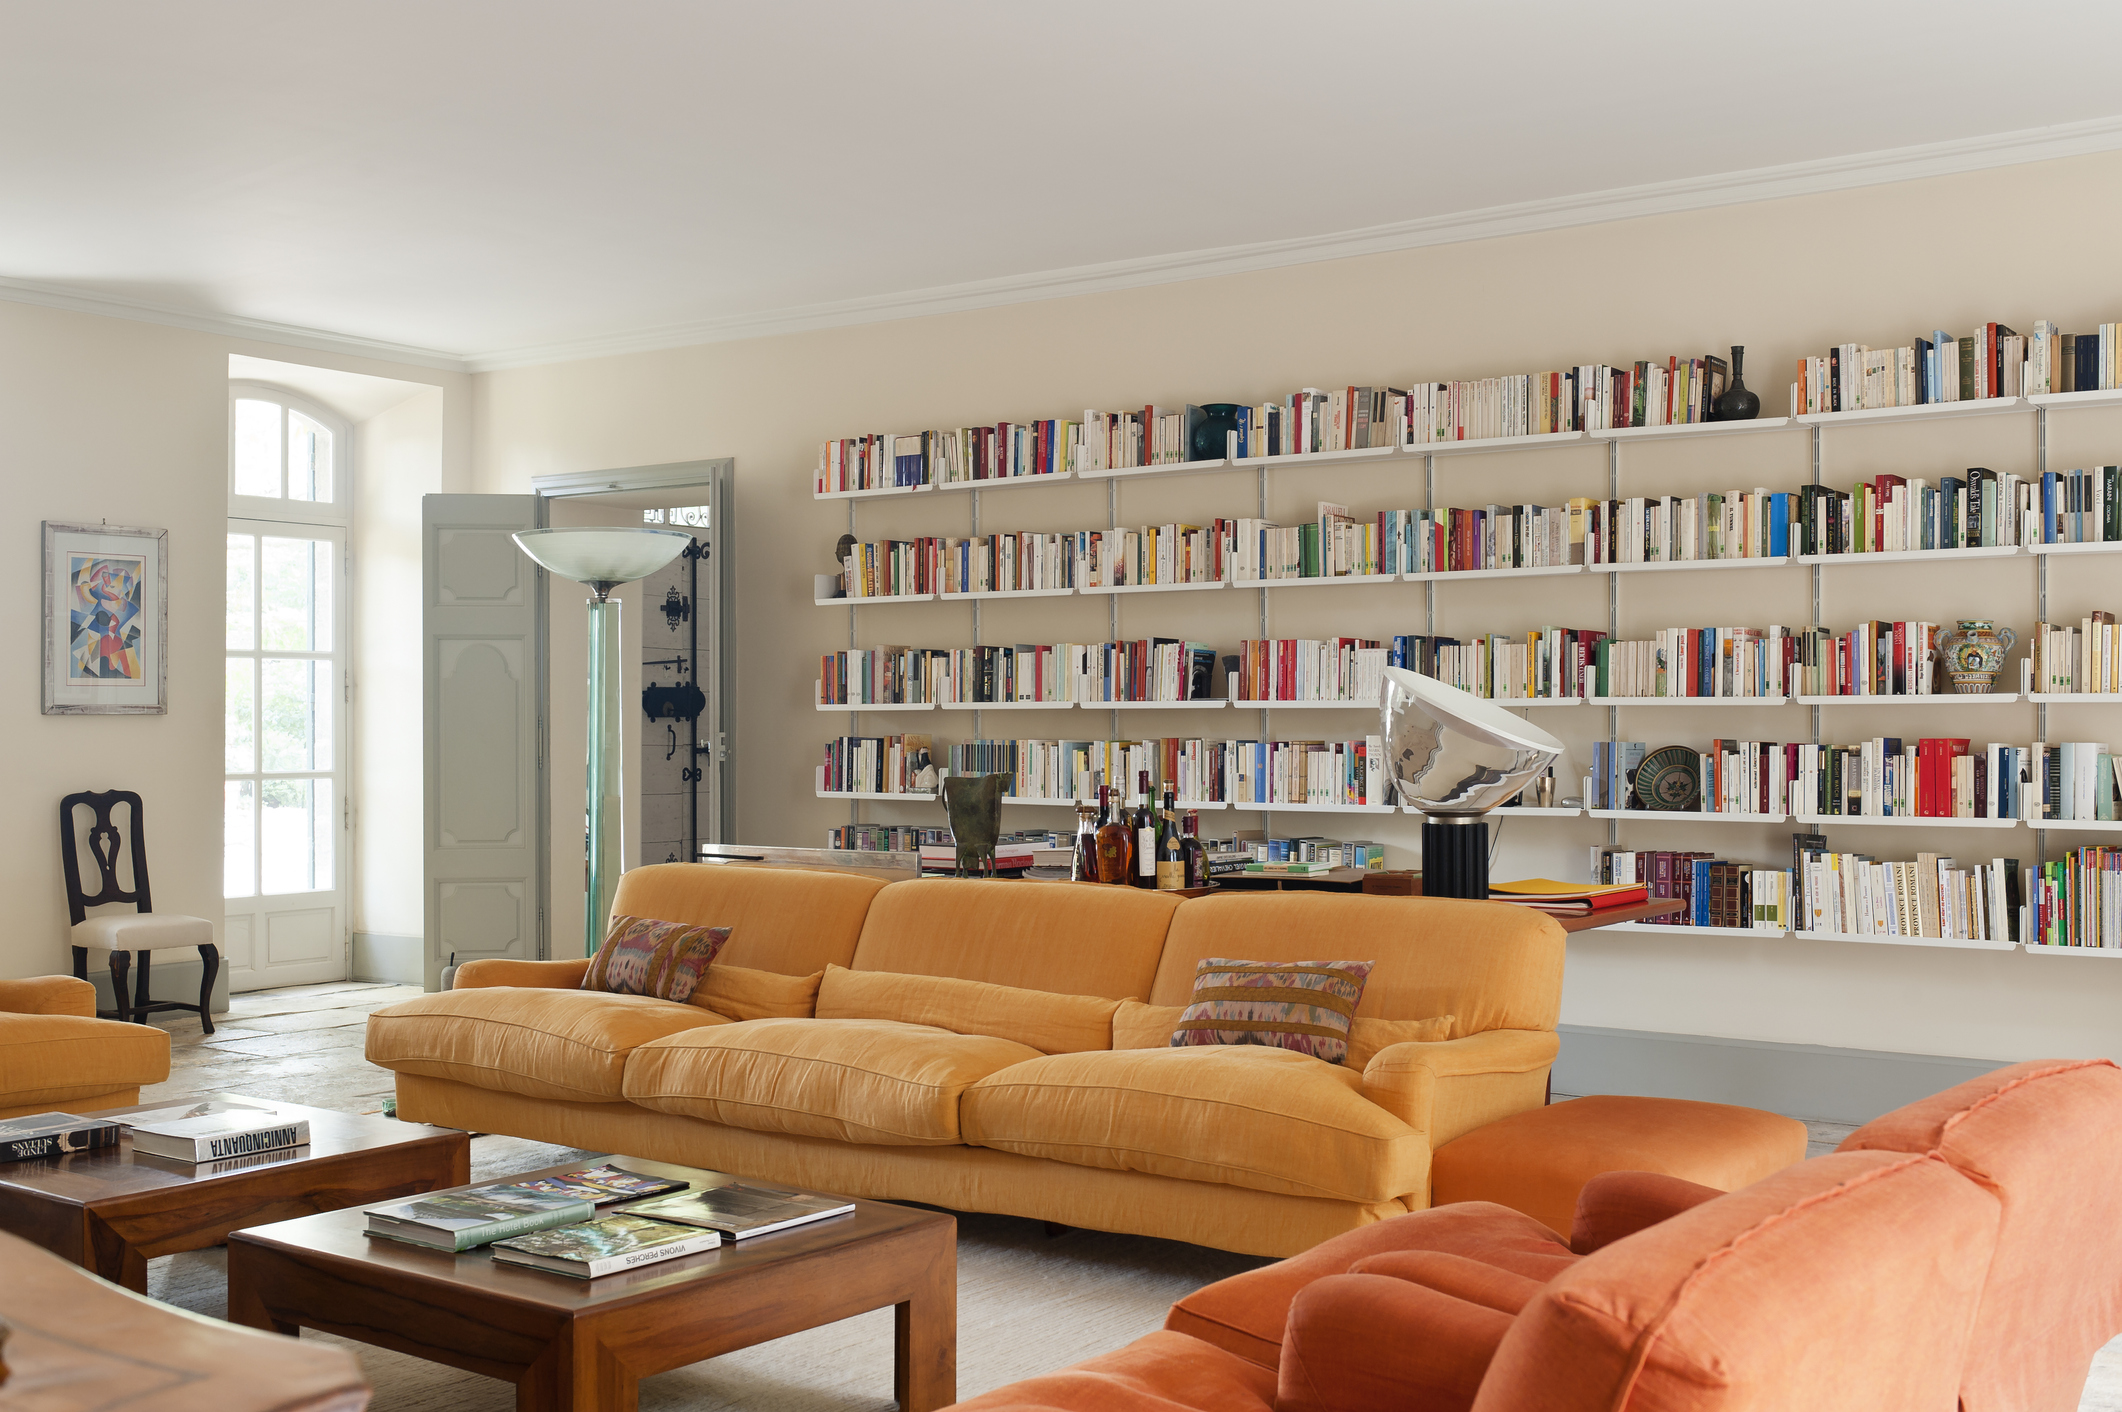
left=1172, top=958, right=1375, bottom=1064
left=582, top=916, right=731, bottom=1003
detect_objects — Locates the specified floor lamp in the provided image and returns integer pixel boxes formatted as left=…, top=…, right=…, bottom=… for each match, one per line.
left=513, top=527, right=693, bottom=955
left=1382, top=667, right=1564, bottom=900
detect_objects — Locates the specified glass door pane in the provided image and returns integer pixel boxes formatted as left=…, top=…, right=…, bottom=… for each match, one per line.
left=260, top=778, right=332, bottom=894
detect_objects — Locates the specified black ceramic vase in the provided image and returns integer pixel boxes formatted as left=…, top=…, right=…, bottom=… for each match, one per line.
left=1191, top=403, right=1245, bottom=461
left=1714, top=345, right=1760, bottom=421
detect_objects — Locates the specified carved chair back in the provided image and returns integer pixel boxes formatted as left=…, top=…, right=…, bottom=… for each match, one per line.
left=59, top=789, right=153, bottom=926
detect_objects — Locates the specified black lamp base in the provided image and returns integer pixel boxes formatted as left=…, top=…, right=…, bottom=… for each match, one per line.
left=1422, top=817, right=1490, bottom=900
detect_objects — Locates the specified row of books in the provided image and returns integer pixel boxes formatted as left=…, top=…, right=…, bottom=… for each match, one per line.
left=1595, top=629, right=1787, bottom=701
left=1793, top=326, right=2031, bottom=413
left=817, top=640, right=1220, bottom=709
left=1797, top=847, right=2019, bottom=943
left=1584, top=491, right=1790, bottom=565
left=825, top=824, right=948, bottom=852
left=1226, top=502, right=1577, bottom=578
left=1594, top=848, right=1769, bottom=928
left=0, top=1098, right=314, bottom=1165
left=818, top=734, right=937, bottom=796
left=2030, top=846, right=2122, bottom=949
left=2030, top=614, right=2121, bottom=695
left=819, top=423, right=1082, bottom=493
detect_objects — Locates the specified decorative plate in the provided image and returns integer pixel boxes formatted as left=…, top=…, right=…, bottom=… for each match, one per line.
left=1634, top=745, right=1700, bottom=811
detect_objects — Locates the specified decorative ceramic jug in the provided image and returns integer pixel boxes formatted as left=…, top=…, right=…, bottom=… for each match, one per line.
left=1713, top=345, right=1760, bottom=421
left=1936, top=620, right=2016, bottom=694
left=1190, top=404, right=1245, bottom=462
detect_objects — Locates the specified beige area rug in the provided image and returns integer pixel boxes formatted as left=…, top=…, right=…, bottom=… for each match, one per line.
left=147, top=1133, right=1269, bottom=1411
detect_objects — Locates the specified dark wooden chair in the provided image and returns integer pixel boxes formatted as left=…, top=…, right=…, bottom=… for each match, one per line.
left=61, top=789, right=219, bottom=1033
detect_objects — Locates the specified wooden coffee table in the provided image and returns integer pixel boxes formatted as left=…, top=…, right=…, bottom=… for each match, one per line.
left=0, top=1092, right=468, bottom=1292
left=226, top=1155, right=957, bottom=1412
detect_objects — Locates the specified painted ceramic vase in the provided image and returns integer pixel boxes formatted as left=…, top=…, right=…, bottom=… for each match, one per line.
left=1937, top=620, right=2016, bottom=694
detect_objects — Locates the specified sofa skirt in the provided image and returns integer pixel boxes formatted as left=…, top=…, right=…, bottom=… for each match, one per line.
left=395, top=1073, right=1417, bottom=1258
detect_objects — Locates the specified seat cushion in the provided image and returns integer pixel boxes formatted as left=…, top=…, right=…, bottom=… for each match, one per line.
left=944, top=1330, right=1276, bottom=1412
left=0, top=1014, right=170, bottom=1108
left=1114, top=1001, right=1452, bottom=1067
left=694, top=964, right=823, bottom=1021
left=625, top=1018, right=1042, bottom=1146
left=363, top=988, right=727, bottom=1104
left=1431, top=1093, right=1808, bottom=1237
left=816, top=965, right=1119, bottom=1054
left=961, top=1045, right=1426, bottom=1204
left=71, top=913, right=214, bottom=951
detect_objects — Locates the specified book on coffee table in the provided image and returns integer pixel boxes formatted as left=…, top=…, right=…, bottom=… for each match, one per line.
left=490, top=1213, right=722, bottom=1278
left=509, top=1163, right=690, bottom=1205
left=124, top=1100, right=310, bottom=1162
left=365, top=1184, right=596, bottom=1252
left=623, top=1178, right=855, bottom=1239
left=0, top=1111, right=120, bottom=1162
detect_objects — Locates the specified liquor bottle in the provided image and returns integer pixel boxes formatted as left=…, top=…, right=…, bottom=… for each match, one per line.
left=1181, top=811, right=1207, bottom=888
left=1072, top=801, right=1099, bottom=882
left=1133, top=770, right=1157, bottom=888
left=1094, top=785, right=1132, bottom=885
left=1156, top=785, right=1186, bottom=891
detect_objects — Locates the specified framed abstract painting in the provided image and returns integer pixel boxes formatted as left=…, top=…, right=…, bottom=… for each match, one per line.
left=43, top=521, right=168, bottom=714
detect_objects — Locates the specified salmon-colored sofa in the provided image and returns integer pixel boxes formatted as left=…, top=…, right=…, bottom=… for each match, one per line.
left=366, top=864, right=1568, bottom=1256
left=949, top=1058, right=2122, bottom=1412
left=0, top=975, right=170, bottom=1119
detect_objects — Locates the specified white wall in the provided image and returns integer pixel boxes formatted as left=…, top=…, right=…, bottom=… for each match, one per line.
left=454, top=146, right=2122, bottom=1065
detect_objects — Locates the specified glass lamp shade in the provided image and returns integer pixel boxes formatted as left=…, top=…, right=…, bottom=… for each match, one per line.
left=512, top=527, right=691, bottom=598
left=1382, top=667, right=1564, bottom=816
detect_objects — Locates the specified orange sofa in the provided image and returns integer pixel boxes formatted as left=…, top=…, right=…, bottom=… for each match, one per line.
left=366, top=864, right=1568, bottom=1256
left=947, top=1058, right=2122, bottom=1412
left=0, top=975, right=170, bottom=1119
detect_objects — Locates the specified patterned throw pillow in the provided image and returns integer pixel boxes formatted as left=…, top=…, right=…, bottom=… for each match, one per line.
left=581, top=916, right=731, bottom=1003
left=1171, top=958, right=1375, bottom=1064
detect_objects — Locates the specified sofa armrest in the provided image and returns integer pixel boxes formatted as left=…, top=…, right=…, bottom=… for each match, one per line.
left=1360, top=1029, right=1558, bottom=1149
left=1348, top=1249, right=1550, bottom=1314
left=453, top=958, right=591, bottom=990
left=1569, top=1169, right=1724, bottom=1255
left=1278, top=1273, right=1511, bottom=1412
left=0, top=976, right=96, bottom=1017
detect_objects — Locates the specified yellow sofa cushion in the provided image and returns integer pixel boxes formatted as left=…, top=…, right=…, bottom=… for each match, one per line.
left=1112, top=1001, right=1452, bottom=1068
left=848, top=878, right=1180, bottom=1000
left=694, top=964, right=824, bottom=1021
left=364, top=988, right=726, bottom=1104
left=816, top=965, right=1118, bottom=1054
left=625, top=1018, right=1041, bottom=1146
left=959, top=1045, right=1428, bottom=1204
left=0, top=1013, right=170, bottom=1108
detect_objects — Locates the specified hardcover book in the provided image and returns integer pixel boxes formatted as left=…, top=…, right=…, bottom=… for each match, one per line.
left=366, top=1185, right=596, bottom=1252
left=490, top=1214, right=722, bottom=1278
left=0, top=1111, right=120, bottom=1163
left=508, top=1163, right=691, bottom=1205
left=124, top=1100, right=310, bottom=1163
left=624, top=1178, right=856, bottom=1239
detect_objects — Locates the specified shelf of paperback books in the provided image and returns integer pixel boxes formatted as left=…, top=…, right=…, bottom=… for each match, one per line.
left=1232, top=698, right=1379, bottom=710
left=935, top=700, right=1076, bottom=711
left=1796, top=693, right=2022, bottom=706
left=816, top=701, right=936, bottom=712
left=1078, top=579, right=1227, bottom=596
left=1589, top=557, right=1791, bottom=575
left=929, top=472, right=1076, bottom=494
left=1231, top=801, right=1398, bottom=815
left=1602, top=922, right=1779, bottom=939
left=1794, top=545, right=2023, bottom=567
left=1402, top=564, right=1585, bottom=584
left=1587, top=809, right=1788, bottom=824
left=1104, top=699, right=1230, bottom=710
left=1079, top=459, right=1233, bottom=481
left=1418, top=430, right=1592, bottom=458
left=1232, top=444, right=1406, bottom=470
left=1585, top=696, right=1791, bottom=707
left=2028, top=539, right=2122, bottom=556
left=997, top=795, right=1229, bottom=811
left=816, top=790, right=939, bottom=802
left=1795, top=396, right=2028, bottom=427
left=1234, top=573, right=1401, bottom=590
left=1805, top=930, right=2017, bottom=953
left=938, top=587, right=1078, bottom=601
left=1792, top=813, right=2022, bottom=830
left=2021, top=943, right=2122, bottom=957
left=817, top=592, right=935, bottom=606
left=1591, top=418, right=1797, bottom=443
left=816, top=483, right=936, bottom=501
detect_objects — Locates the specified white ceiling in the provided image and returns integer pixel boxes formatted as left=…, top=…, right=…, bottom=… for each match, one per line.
left=6, top=1, right=2122, bottom=370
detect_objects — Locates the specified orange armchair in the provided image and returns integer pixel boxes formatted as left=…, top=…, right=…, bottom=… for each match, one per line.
left=0, top=975, right=170, bottom=1119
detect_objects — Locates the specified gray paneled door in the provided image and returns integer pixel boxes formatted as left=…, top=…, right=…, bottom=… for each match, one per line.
left=423, top=494, right=548, bottom=990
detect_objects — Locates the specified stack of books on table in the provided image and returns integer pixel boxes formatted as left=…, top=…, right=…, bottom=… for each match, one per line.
left=1488, top=879, right=1650, bottom=915
left=0, top=1111, right=122, bottom=1162
left=365, top=1165, right=855, bottom=1279
left=120, top=1099, right=311, bottom=1162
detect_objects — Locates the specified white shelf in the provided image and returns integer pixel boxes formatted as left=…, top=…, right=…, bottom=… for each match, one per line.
left=813, top=483, right=934, bottom=501
left=928, top=473, right=1075, bottom=493
left=2028, top=539, right=2122, bottom=556
left=1587, top=695, right=1791, bottom=707
left=816, top=790, right=938, bottom=801
left=1079, top=459, right=1230, bottom=481
left=1588, top=809, right=1789, bottom=823
left=815, top=701, right=936, bottom=712
left=2031, top=694, right=2122, bottom=703
left=1803, top=929, right=2016, bottom=953
left=1232, top=698, right=1378, bottom=709
left=1795, top=396, right=2027, bottom=426
left=2030, top=818, right=2122, bottom=832
left=1078, top=579, right=1226, bottom=596
left=938, top=587, right=1076, bottom=601
left=1095, top=699, right=1230, bottom=710
left=1796, top=692, right=2021, bottom=705
left=1232, top=445, right=1405, bottom=470
left=1591, top=417, right=1797, bottom=442
left=1225, top=800, right=1398, bottom=814
left=1233, top=573, right=1401, bottom=589
left=1492, top=696, right=1584, bottom=708
left=2021, top=943, right=2122, bottom=958
left=1420, top=430, right=1590, bottom=458
left=1483, top=806, right=1586, bottom=817
left=1000, top=795, right=1227, bottom=811
left=816, top=593, right=935, bottom=606
left=1589, top=556, right=1791, bottom=574
left=1602, top=922, right=1784, bottom=938
left=1795, top=545, right=2023, bottom=566
left=935, top=700, right=1076, bottom=711
left=2026, top=389, right=2122, bottom=410
left=1793, top=814, right=2021, bottom=829
left=1402, top=564, right=1585, bottom=583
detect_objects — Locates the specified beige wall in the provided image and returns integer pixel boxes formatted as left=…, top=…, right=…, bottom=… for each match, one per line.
left=471, top=147, right=2122, bottom=1064
left=0, top=298, right=467, bottom=987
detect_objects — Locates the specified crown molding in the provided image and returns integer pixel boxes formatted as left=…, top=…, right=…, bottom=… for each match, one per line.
left=10, top=112, right=2122, bottom=378
left=0, top=275, right=470, bottom=372
left=462, top=112, right=2122, bottom=372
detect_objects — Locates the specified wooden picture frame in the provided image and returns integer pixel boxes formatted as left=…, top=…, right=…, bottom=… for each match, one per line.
left=43, top=521, right=168, bottom=715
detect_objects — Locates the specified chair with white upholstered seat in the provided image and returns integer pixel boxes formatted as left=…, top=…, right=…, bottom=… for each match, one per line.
left=61, top=789, right=219, bottom=1034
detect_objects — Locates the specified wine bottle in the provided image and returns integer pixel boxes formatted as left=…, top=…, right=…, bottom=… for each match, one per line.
left=1094, top=784, right=1132, bottom=885
left=1072, top=801, right=1099, bottom=882
left=1133, top=770, right=1157, bottom=888
left=1181, top=811, right=1207, bottom=888
left=1156, top=784, right=1186, bottom=891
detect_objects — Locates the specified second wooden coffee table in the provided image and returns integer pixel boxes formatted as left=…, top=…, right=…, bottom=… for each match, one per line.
left=227, top=1154, right=957, bottom=1412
